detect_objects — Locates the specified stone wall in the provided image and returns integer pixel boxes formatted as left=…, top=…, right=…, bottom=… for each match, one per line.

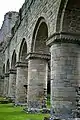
left=0, top=0, right=80, bottom=119
left=0, top=12, right=18, bottom=42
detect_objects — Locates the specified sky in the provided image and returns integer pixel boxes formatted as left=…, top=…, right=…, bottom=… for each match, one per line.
left=0, top=0, right=25, bottom=28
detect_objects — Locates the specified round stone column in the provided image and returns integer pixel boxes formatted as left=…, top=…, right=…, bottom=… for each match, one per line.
left=4, top=73, right=9, bottom=97
left=8, top=69, right=16, bottom=100
left=49, top=42, right=79, bottom=119
left=26, top=53, right=50, bottom=110
left=15, top=62, right=28, bottom=105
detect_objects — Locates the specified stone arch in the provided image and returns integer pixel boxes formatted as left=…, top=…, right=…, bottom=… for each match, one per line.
left=11, top=50, right=16, bottom=69
left=15, top=38, right=28, bottom=104
left=8, top=50, right=17, bottom=100
left=56, top=0, right=68, bottom=32
left=57, top=0, right=80, bottom=33
left=6, top=59, right=10, bottom=73
left=32, top=17, right=50, bottom=93
left=31, top=17, right=49, bottom=54
left=19, top=38, right=27, bottom=62
left=62, top=0, right=80, bottom=33
left=28, top=17, right=51, bottom=108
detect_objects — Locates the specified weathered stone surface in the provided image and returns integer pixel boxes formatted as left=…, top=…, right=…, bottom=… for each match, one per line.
left=15, top=62, right=28, bottom=104
left=27, top=57, right=48, bottom=109
left=50, top=43, right=80, bottom=119
left=3, top=73, right=9, bottom=97
left=0, top=0, right=80, bottom=119
left=8, top=69, right=16, bottom=100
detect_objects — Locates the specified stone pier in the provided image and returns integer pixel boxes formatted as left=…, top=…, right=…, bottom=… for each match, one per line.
left=26, top=52, right=50, bottom=110
left=47, top=41, right=80, bottom=119
left=15, top=62, right=28, bottom=105
left=4, top=73, right=9, bottom=97
left=8, top=69, right=16, bottom=100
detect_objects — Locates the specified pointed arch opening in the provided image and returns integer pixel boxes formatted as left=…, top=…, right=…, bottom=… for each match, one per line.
left=11, top=50, right=16, bottom=70
left=19, top=38, right=27, bottom=62
left=3, top=64, right=5, bottom=74
left=31, top=17, right=51, bottom=108
left=32, top=17, right=49, bottom=54
left=56, top=0, right=80, bottom=34
left=61, top=0, right=80, bottom=33
left=16, top=38, right=28, bottom=103
left=6, top=59, right=10, bottom=73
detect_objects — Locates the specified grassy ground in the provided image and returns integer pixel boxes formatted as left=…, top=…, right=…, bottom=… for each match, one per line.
left=0, top=95, right=50, bottom=120
left=0, top=103, right=50, bottom=120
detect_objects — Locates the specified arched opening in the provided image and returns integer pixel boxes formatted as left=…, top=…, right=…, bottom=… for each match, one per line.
left=6, top=59, right=10, bottom=73
left=34, top=22, right=48, bottom=53
left=9, top=50, right=17, bottom=100
left=56, top=0, right=80, bottom=33
left=32, top=18, right=49, bottom=54
left=11, top=50, right=16, bottom=69
left=62, top=0, right=80, bottom=33
left=29, top=17, right=51, bottom=108
left=2, top=64, right=5, bottom=80
left=19, top=38, right=27, bottom=62
left=15, top=38, right=28, bottom=104
left=3, top=64, right=5, bottom=75
left=34, top=18, right=50, bottom=97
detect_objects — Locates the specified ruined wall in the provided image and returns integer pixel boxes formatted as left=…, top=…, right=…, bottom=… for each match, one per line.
left=0, top=12, right=18, bottom=42
left=7, top=0, right=61, bottom=65
left=0, top=11, right=19, bottom=96
left=0, top=0, right=80, bottom=119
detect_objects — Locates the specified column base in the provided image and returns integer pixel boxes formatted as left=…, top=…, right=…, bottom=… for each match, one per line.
left=8, top=96, right=15, bottom=103
left=49, top=115, right=75, bottom=120
left=14, top=102, right=27, bottom=106
left=49, top=107, right=76, bottom=120
left=49, top=115, right=79, bottom=120
left=26, top=100, right=50, bottom=113
left=24, top=107, right=50, bottom=114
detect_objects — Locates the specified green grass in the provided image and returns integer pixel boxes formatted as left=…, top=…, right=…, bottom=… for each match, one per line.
left=0, top=103, right=49, bottom=120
